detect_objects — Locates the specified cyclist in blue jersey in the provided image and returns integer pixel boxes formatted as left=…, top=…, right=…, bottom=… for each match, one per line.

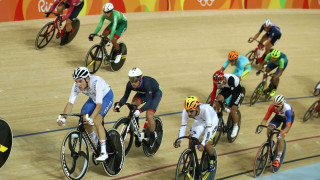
left=113, top=67, right=162, bottom=149
left=248, top=19, right=281, bottom=64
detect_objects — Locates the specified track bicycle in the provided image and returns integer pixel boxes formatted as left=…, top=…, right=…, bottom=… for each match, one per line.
left=250, top=70, right=276, bottom=106
left=35, top=12, right=80, bottom=49
left=303, top=99, right=320, bottom=122
left=253, top=125, right=286, bottom=178
left=174, top=135, right=218, bottom=180
left=113, top=103, right=163, bottom=157
left=0, top=118, right=13, bottom=169
left=85, top=34, right=127, bottom=74
left=60, top=113, right=125, bottom=179
left=313, top=81, right=320, bottom=96
left=211, top=101, right=241, bottom=146
left=246, top=37, right=273, bottom=65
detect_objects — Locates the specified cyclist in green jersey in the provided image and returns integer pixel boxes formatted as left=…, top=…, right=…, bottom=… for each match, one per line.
left=88, top=3, right=127, bottom=63
left=256, top=49, right=288, bottom=97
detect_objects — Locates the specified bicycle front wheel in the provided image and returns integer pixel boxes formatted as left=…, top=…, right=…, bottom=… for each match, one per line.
left=85, top=44, right=104, bottom=74
left=250, top=81, right=265, bottom=106
left=61, top=130, right=89, bottom=180
left=200, top=149, right=218, bottom=180
left=175, top=149, right=196, bottom=180
left=253, top=141, right=270, bottom=178
left=303, top=101, right=319, bottom=122
left=113, top=117, right=134, bottom=156
left=35, top=21, right=56, bottom=49
left=313, top=81, right=320, bottom=96
left=245, top=50, right=256, bottom=64
left=102, top=129, right=125, bottom=176
left=272, top=140, right=286, bottom=173
left=143, top=116, right=163, bottom=157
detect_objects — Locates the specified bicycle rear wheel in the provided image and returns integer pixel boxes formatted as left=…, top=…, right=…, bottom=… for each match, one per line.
left=303, top=101, right=319, bottom=122
left=245, top=50, right=256, bottom=64
left=102, top=129, right=125, bottom=176
left=61, top=130, right=89, bottom=180
left=143, top=116, right=163, bottom=157
left=64, top=19, right=80, bottom=45
left=253, top=141, right=270, bottom=178
left=272, top=140, right=286, bottom=173
left=35, top=21, right=56, bottom=49
left=227, top=110, right=241, bottom=143
left=113, top=117, right=134, bottom=156
left=250, top=81, right=265, bottom=106
left=175, top=149, right=196, bottom=180
left=200, top=149, right=218, bottom=180
left=85, top=44, right=103, bottom=74
left=110, top=43, right=127, bottom=71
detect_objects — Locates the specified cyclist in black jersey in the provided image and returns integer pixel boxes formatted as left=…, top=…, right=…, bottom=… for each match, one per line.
left=113, top=67, right=162, bottom=148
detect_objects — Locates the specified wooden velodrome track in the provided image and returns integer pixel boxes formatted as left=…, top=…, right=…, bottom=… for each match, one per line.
left=0, top=9, right=320, bottom=179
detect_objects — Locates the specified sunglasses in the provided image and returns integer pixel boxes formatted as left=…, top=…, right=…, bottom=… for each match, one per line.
left=274, top=105, right=282, bottom=108
left=129, top=76, right=140, bottom=83
left=186, top=109, right=195, bottom=113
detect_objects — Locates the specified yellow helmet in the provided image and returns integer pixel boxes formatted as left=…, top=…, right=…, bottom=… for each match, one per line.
left=184, top=96, right=200, bottom=110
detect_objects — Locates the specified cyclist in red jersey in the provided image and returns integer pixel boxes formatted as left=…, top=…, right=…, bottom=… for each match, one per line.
left=45, top=0, right=84, bottom=45
left=256, top=95, right=294, bottom=167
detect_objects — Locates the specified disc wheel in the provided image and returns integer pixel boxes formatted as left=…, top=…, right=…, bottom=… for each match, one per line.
left=142, top=117, right=163, bottom=157
left=110, top=43, right=127, bottom=71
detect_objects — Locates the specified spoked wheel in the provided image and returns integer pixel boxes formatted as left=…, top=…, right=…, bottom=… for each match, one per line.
left=200, top=149, right=218, bottom=180
left=85, top=44, right=104, bottom=74
left=61, top=130, right=89, bottom=180
left=102, top=129, right=125, bottom=176
left=313, top=81, right=320, bottom=96
left=35, top=21, right=56, bottom=49
left=303, top=100, right=320, bottom=122
left=272, top=140, right=286, bottom=173
left=245, top=50, right=256, bottom=64
left=206, top=91, right=213, bottom=104
left=143, top=116, right=163, bottom=157
left=250, top=81, right=265, bottom=106
left=227, top=110, right=241, bottom=143
left=175, top=149, right=196, bottom=180
left=62, top=19, right=80, bottom=45
left=212, top=118, right=223, bottom=146
left=110, top=43, right=127, bottom=71
left=113, top=117, right=134, bottom=156
left=253, top=141, right=270, bottom=178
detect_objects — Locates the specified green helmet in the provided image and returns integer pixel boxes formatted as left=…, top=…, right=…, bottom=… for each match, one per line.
left=271, top=49, right=281, bottom=58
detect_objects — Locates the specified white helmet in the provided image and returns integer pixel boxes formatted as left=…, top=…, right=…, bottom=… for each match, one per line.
left=273, top=94, right=285, bottom=106
left=103, top=3, right=114, bottom=13
left=73, top=67, right=90, bottom=79
left=264, top=19, right=272, bottom=28
left=128, top=67, right=142, bottom=82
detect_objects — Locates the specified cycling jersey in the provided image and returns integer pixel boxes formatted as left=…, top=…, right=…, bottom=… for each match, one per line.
left=49, top=0, right=83, bottom=22
left=210, top=74, right=240, bottom=102
left=259, top=24, right=281, bottom=39
left=119, top=76, right=162, bottom=112
left=264, top=52, right=288, bottom=69
left=223, top=55, right=251, bottom=78
left=178, top=104, right=218, bottom=146
left=69, top=76, right=111, bottom=104
left=94, top=10, right=127, bottom=40
left=264, top=102, right=294, bottom=127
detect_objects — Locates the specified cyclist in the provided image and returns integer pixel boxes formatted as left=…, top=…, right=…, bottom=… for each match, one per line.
left=46, top=0, right=84, bottom=45
left=113, top=67, right=162, bottom=149
left=255, top=95, right=294, bottom=168
left=313, top=82, right=320, bottom=96
left=174, top=96, right=218, bottom=172
left=210, top=70, right=242, bottom=138
left=89, top=2, right=127, bottom=64
left=256, top=49, right=288, bottom=97
left=57, top=67, right=114, bottom=162
left=219, top=51, right=251, bottom=104
left=248, top=19, right=281, bottom=64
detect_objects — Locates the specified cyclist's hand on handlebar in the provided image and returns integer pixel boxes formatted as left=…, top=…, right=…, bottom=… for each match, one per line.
left=57, top=115, right=66, bottom=126
left=113, top=103, right=121, bottom=112
left=173, top=141, right=181, bottom=148
left=44, top=12, right=51, bottom=17
left=256, top=128, right=262, bottom=134
left=256, top=70, right=261, bottom=76
left=198, top=144, right=204, bottom=152
left=248, top=38, right=254, bottom=43
left=134, top=109, right=141, bottom=117
left=88, top=34, right=95, bottom=41
left=85, top=115, right=94, bottom=126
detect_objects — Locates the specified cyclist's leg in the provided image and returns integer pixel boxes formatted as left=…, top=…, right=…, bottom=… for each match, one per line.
left=258, top=34, right=269, bottom=62
left=241, top=66, right=251, bottom=81
left=204, top=121, right=218, bottom=171
left=112, top=22, right=127, bottom=63
left=56, top=3, right=66, bottom=15
left=215, top=88, right=228, bottom=116
left=229, top=86, right=242, bottom=137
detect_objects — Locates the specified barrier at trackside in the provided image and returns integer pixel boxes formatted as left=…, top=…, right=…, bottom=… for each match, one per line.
left=0, top=0, right=319, bottom=22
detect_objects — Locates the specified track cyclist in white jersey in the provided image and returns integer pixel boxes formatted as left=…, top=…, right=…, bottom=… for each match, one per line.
left=57, top=67, right=114, bottom=162
left=174, top=96, right=218, bottom=172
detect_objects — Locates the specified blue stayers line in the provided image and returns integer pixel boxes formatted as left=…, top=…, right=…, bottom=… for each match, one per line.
left=13, top=96, right=315, bottom=138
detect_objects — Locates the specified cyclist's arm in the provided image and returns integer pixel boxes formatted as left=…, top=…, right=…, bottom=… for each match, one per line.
left=263, top=104, right=274, bottom=121
left=178, top=110, right=189, bottom=141
left=48, top=0, right=60, bottom=12
left=201, top=108, right=217, bottom=146
left=62, top=102, right=74, bottom=119
left=119, top=82, right=132, bottom=106
left=109, top=16, right=119, bottom=41
left=94, top=14, right=106, bottom=34
left=221, top=59, right=230, bottom=72
left=210, top=83, right=218, bottom=103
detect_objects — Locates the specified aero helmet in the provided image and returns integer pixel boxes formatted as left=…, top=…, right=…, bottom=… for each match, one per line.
left=213, top=70, right=224, bottom=82
left=128, top=67, right=142, bottom=82
left=73, top=67, right=90, bottom=79
left=103, top=3, right=114, bottom=13
left=273, top=95, right=285, bottom=106
left=271, top=49, right=281, bottom=59
left=184, top=96, right=200, bottom=110
left=264, top=19, right=272, bottom=28
left=228, top=51, right=238, bottom=61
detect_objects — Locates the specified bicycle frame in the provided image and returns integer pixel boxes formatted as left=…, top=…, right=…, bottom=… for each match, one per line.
left=50, top=13, right=74, bottom=38
left=256, top=125, right=280, bottom=159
